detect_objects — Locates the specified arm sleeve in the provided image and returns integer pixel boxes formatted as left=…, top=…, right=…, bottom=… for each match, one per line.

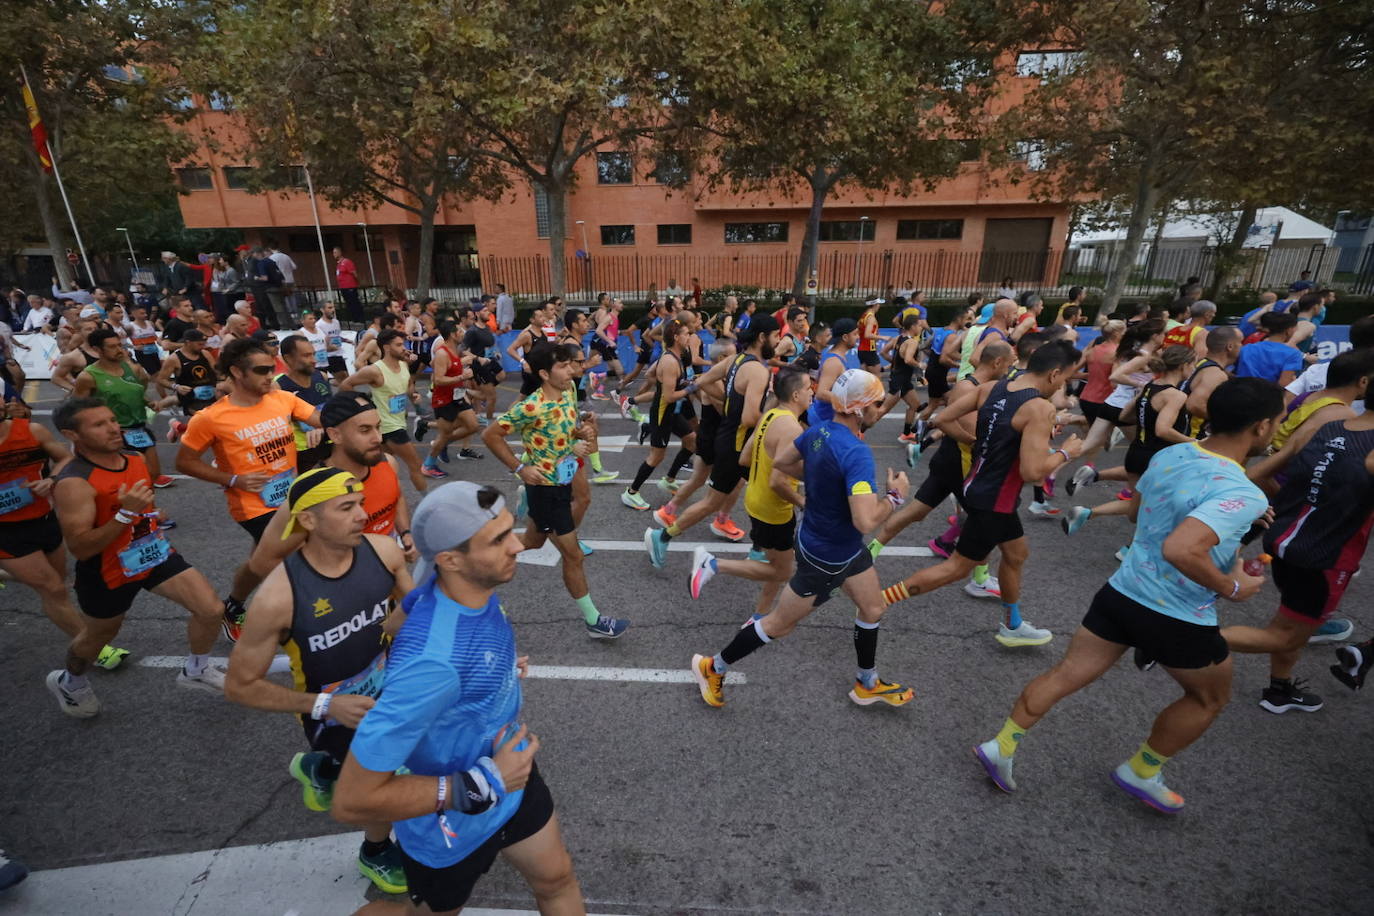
left=1187, top=481, right=1266, bottom=544
left=349, top=659, right=461, bottom=773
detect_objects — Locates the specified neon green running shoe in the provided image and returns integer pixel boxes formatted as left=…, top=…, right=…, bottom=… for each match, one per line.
left=288, top=751, right=335, bottom=812
left=94, top=645, right=131, bottom=670
left=358, top=841, right=408, bottom=894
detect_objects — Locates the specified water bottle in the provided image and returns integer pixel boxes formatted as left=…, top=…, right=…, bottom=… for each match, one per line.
left=1243, top=553, right=1271, bottom=577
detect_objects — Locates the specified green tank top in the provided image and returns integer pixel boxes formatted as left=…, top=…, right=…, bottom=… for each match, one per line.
left=958, top=323, right=984, bottom=379
left=85, top=363, right=147, bottom=428
left=371, top=358, right=410, bottom=433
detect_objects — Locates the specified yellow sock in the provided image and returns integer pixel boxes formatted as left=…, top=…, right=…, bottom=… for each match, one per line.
left=995, top=717, right=1025, bottom=757
left=666, top=523, right=682, bottom=537
left=1128, top=741, right=1169, bottom=779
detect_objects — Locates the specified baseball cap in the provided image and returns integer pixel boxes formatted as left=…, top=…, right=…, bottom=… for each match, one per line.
left=977, top=303, right=996, bottom=323
left=832, top=368, right=885, bottom=415
left=747, top=314, right=780, bottom=335
left=412, top=481, right=507, bottom=567
left=831, top=317, right=859, bottom=337
left=182, top=329, right=206, bottom=342
left=79, top=306, right=102, bottom=319
left=320, top=391, right=375, bottom=430
left=250, top=329, right=277, bottom=343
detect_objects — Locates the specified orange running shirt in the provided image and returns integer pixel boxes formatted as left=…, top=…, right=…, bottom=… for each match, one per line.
left=0, top=418, right=53, bottom=522
left=361, top=458, right=401, bottom=535
left=56, top=451, right=170, bottom=589
left=181, top=389, right=317, bottom=522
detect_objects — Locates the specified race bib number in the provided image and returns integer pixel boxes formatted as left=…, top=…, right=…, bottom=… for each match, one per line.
left=328, top=334, right=342, bottom=349
left=387, top=394, right=407, bottom=414
left=555, top=455, right=579, bottom=485
left=193, top=385, right=216, bottom=401
left=122, top=427, right=155, bottom=450
left=118, top=530, right=170, bottom=577
left=139, top=343, right=159, bottom=355
left=0, top=481, right=34, bottom=516
left=262, top=469, right=295, bottom=508
left=314, top=348, right=327, bottom=365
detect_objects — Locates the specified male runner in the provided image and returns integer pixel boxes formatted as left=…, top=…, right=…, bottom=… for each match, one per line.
left=341, top=329, right=428, bottom=492
left=317, top=301, right=349, bottom=384
left=422, top=319, right=481, bottom=479
left=225, top=467, right=413, bottom=895
left=973, top=378, right=1281, bottom=813
left=274, top=335, right=336, bottom=472
left=873, top=312, right=924, bottom=435
left=690, top=369, right=914, bottom=708
left=127, top=305, right=164, bottom=376
left=332, top=481, right=584, bottom=915
left=49, top=315, right=101, bottom=394
left=483, top=345, right=629, bottom=638
left=652, top=338, right=738, bottom=530
left=878, top=340, right=1083, bottom=646
left=46, top=398, right=226, bottom=717
left=72, top=327, right=175, bottom=488
left=856, top=299, right=882, bottom=375
left=808, top=318, right=858, bottom=426
left=298, top=309, right=334, bottom=383
left=590, top=294, right=624, bottom=398
left=176, top=337, right=322, bottom=639
left=645, top=316, right=780, bottom=566
left=1179, top=326, right=1242, bottom=439
left=158, top=329, right=220, bottom=443
left=689, top=366, right=811, bottom=623
left=621, top=318, right=695, bottom=511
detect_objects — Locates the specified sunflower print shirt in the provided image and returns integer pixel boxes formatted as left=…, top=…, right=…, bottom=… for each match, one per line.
left=496, top=387, right=579, bottom=485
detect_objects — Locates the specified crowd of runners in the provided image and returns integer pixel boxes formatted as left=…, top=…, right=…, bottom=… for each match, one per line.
left=2, top=278, right=1372, bottom=913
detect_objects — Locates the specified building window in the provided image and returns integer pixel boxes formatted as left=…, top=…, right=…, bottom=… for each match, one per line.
left=176, top=167, right=213, bottom=191
left=1012, top=140, right=1048, bottom=171
left=1016, top=51, right=1082, bottom=78
left=596, top=152, right=634, bottom=185
left=208, top=91, right=233, bottom=111
left=896, top=219, right=964, bottom=241
left=600, top=224, right=635, bottom=246
left=221, top=166, right=254, bottom=190
left=725, top=222, right=789, bottom=244
left=818, top=220, right=876, bottom=242
left=657, top=224, right=692, bottom=245
left=649, top=151, right=689, bottom=186
left=288, top=232, right=343, bottom=253
left=938, top=56, right=992, bottom=89
left=953, top=139, right=980, bottom=162
left=533, top=186, right=550, bottom=239
left=268, top=165, right=308, bottom=189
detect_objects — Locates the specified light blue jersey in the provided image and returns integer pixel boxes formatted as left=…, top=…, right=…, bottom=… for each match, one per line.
left=350, top=579, right=523, bottom=867
left=1109, top=442, right=1267, bottom=626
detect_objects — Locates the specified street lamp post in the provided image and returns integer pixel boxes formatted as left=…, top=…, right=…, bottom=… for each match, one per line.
left=115, top=227, right=139, bottom=281
left=356, top=221, right=378, bottom=291
left=854, top=216, right=870, bottom=298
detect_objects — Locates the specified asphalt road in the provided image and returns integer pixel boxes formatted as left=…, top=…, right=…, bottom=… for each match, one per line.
left=2, top=378, right=1372, bottom=915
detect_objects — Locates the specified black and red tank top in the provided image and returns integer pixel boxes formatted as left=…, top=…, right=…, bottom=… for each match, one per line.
left=962, top=379, right=1042, bottom=513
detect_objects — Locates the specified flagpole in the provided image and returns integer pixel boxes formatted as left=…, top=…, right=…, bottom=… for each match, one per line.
left=20, top=64, right=94, bottom=287
left=302, top=164, right=334, bottom=302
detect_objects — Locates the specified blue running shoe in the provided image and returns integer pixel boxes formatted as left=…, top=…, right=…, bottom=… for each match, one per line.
left=747, top=548, right=767, bottom=562
left=515, top=484, right=528, bottom=520
left=1060, top=506, right=1091, bottom=535
left=587, top=615, right=630, bottom=639
left=1309, top=618, right=1354, bottom=645
left=579, top=540, right=594, bottom=556
left=644, top=527, right=669, bottom=569
left=0, top=849, right=28, bottom=892
left=438, top=444, right=451, bottom=464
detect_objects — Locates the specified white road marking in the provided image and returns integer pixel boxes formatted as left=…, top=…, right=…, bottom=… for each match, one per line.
left=518, top=537, right=931, bottom=564
left=136, top=655, right=294, bottom=675
left=15, top=832, right=637, bottom=916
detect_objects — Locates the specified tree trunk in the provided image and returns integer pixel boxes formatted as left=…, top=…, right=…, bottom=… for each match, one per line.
left=1101, top=159, right=1162, bottom=316
left=546, top=180, right=569, bottom=298
left=1208, top=202, right=1258, bottom=298
left=25, top=147, right=75, bottom=289
left=415, top=198, right=437, bottom=299
left=792, top=175, right=829, bottom=298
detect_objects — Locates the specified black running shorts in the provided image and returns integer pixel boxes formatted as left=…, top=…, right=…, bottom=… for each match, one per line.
left=301, top=717, right=355, bottom=765
left=0, top=512, right=63, bottom=560
left=749, top=515, right=795, bottom=553
left=857, top=350, right=880, bottom=367
left=74, top=552, right=193, bottom=619
left=649, top=410, right=692, bottom=449
left=237, top=511, right=275, bottom=544
left=1271, top=555, right=1352, bottom=623
left=955, top=508, right=1024, bottom=562
left=696, top=405, right=721, bottom=466
left=399, top=764, right=553, bottom=913
left=435, top=399, right=473, bottom=423
left=789, top=541, right=873, bottom=607
left=526, top=484, right=575, bottom=536
left=708, top=444, right=745, bottom=494
left=1080, top=583, right=1229, bottom=669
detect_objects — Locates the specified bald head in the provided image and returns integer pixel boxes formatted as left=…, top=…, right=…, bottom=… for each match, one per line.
left=1258, top=291, right=1278, bottom=306
left=994, top=298, right=1018, bottom=326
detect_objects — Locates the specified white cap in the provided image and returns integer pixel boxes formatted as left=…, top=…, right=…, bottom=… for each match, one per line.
left=832, top=368, right=885, bottom=415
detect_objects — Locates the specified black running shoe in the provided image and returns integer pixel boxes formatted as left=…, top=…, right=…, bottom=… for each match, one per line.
left=1330, top=642, right=1371, bottom=691
left=414, top=418, right=429, bottom=442
left=1259, top=677, right=1324, bottom=714
left=222, top=596, right=247, bottom=643
left=457, top=448, right=484, bottom=460
left=638, top=422, right=650, bottom=445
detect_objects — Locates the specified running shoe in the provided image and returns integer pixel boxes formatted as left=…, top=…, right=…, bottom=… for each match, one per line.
left=357, top=842, right=408, bottom=895
left=644, top=527, right=669, bottom=569
left=591, top=469, right=619, bottom=485
left=1115, top=487, right=1134, bottom=501
left=1042, top=473, right=1056, bottom=499
left=995, top=621, right=1053, bottom=647
left=160, top=518, right=177, bottom=530
left=456, top=448, right=484, bottom=460
left=1259, top=678, right=1323, bottom=714
left=963, top=576, right=1001, bottom=599
left=928, top=536, right=954, bottom=559
left=1330, top=643, right=1371, bottom=690
left=914, top=419, right=929, bottom=442
left=710, top=515, right=745, bottom=542
left=1308, top=618, right=1354, bottom=644
left=153, top=475, right=176, bottom=488
left=93, top=645, right=130, bottom=670
left=586, top=614, right=630, bottom=639
left=898, top=432, right=918, bottom=443
left=691, top=653, right=725, bottom=707
left=618, top=395, right=633, bottom=419
left=46, top=670, right=100, bottom=718
left=1109, top=427, right=1126, bottom=450
left=656, top=477, right=681, bottom=494
left=973, top=739, right=1017, bottom=793
left=0, top=849, right=28, bottom=892
left=629, top=405, right=647, bottom=424
left=1114, top=545, right=1130, bottom=563
left=421, top=463, right=448, bottom=479
left=166, top=419, right=188, bottom=443
left=1065, top=464, right=1097, bottom=496
left=414, top=418, right=429, bottom=442
left=438, top=444, right=451, bottom=464
left=689, top=545, right=717, bottom=599
left=747, top=548, right=767, bottom=563
left=905, top=441, right=921, bottom=468
left=1061, top=506, right=1092, bottom=535
left=515, top=484, right=528, bottom=520
left=288, top=750, right=336, bottom=812
left=579, top=540, right=594, bottom=556
left=476, top=415, right=489, bottom=427
left=1027, top=501, right=1061, bottom=519
left=1110, top=762, right=1184, bottom=814
left=222, top=596, right=246, bottom=643
left=654, top=504, right=677, bottom=528
left=621, top=489, right=651, bottom=511
left=848, top=678, right=915, bottom=707
left=638, top=422, right=651, bottom=445
left=177, top=662, right=227, bottom=693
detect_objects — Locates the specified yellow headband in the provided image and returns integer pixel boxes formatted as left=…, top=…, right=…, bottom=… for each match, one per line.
left=281, top=467, right=363, bottom=539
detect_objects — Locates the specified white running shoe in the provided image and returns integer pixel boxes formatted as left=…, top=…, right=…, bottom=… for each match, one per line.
left=689, top=545, right=717, bottom=600
left=1027, top=501, right=1061, bottom=520
left=995, top=621, right=1054, bottom=647
left=46, top=670, right=101, bottom=718
left=1066, top=464, right=1098, bottom=495
left=963, top=576, right=1001, bottom=599
left=177, top=663, right=227, bottom=693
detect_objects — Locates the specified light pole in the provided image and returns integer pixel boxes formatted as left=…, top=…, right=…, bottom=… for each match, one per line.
left=853, top=216, right=870, bottom=298
left=357, top=221, right=378, bottom=290
left=115, top=227, right=139, bottom=279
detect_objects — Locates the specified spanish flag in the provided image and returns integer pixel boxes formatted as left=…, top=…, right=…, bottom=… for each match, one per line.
left=20, top=68, right=53, bottom=174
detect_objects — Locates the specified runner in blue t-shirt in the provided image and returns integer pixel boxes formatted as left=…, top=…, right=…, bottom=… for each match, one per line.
left=972, top=378, right=1282, bottom=816
left=690, top=369, right=915, bottom=710
left=333, top=481, right=584, bottom=914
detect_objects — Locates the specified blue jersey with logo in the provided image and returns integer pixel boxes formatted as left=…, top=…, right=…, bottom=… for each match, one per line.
left=349, top=580, right=524, bottom=867
left=794, top=420, right=877, bottom=565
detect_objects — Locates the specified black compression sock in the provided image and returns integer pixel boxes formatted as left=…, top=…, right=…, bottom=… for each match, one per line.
left=668, top=447, right=694, bottom=478
left=720, top=621, right=768, bottom=666
left=630, top=461, right=656, bottom=493
left=1033, top=485, right=1046, bottom=503
left=903, top=423, right=912, bottom=435
left=317, top=756, right=342, bottom=781
left=360, top=837, right=392, bottom=858
left=853, top=621, right=880, bottom=671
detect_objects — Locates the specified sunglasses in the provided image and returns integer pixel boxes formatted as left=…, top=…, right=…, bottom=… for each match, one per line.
left=248, top=365, right=275, bottom=376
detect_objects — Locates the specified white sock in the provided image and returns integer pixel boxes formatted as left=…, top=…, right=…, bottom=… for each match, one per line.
left=184, top=653, right=209, bottom=676
left=62, top=671, right=90, bottom=690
